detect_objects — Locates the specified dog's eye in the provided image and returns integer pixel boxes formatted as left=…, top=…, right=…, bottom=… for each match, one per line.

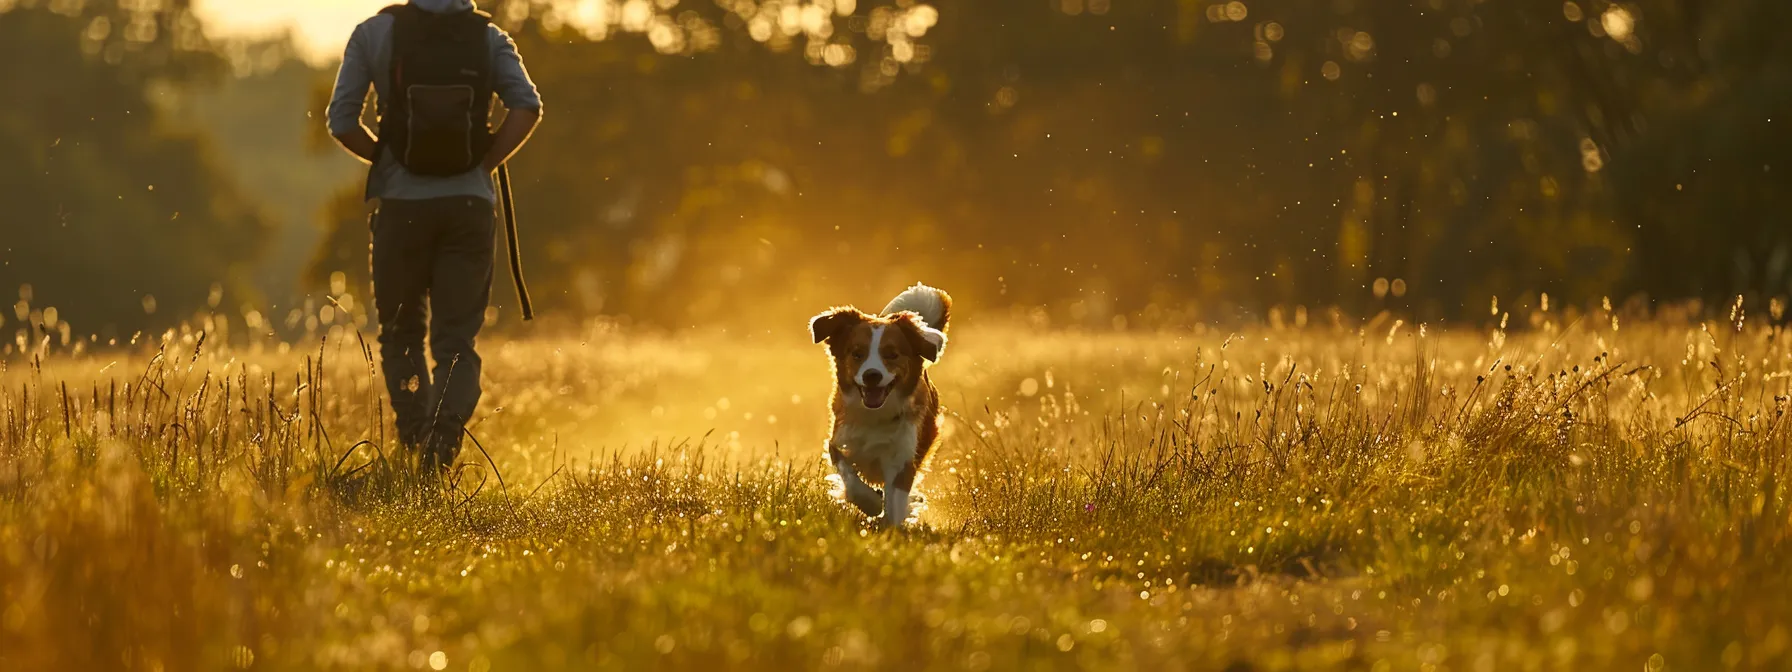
left=851, top=348, right=868, bottom=359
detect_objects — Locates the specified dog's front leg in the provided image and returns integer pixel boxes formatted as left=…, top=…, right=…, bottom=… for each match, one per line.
left=882, top=462, right=918, bottom=528
left=830, top=444, right=883, bottom=516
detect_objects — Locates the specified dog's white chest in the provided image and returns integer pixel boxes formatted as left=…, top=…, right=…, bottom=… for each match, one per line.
left=833, top=413, right=918, bottom=480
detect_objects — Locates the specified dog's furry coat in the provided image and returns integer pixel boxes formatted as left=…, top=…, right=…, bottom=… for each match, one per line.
left=809, top=284, right=952, bottom=526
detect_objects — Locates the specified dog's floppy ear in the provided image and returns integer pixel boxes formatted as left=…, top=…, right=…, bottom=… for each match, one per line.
left=892, top=312, right=948, bottom=362
left=809, top=307, right=864, bottom=344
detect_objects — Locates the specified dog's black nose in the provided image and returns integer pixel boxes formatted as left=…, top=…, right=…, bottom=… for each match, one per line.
left=862, top=370, right=884, bottom=386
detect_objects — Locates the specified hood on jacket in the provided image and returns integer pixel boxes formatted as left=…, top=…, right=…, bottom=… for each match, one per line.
left=409, top=0, right=475, bottom=13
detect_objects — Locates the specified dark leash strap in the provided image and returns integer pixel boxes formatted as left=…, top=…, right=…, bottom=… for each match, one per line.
left=496, top=163, right=535, bottom=321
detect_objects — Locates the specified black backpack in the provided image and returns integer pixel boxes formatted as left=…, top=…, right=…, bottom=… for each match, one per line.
left=377, top=3, right=493, bottom=177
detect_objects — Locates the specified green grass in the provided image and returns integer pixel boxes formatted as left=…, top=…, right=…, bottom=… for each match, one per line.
left=2, top=311, right=1789, bottom=670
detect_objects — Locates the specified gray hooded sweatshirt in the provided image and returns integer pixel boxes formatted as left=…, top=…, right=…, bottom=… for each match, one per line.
left=326, top=0, right=543, bottom=203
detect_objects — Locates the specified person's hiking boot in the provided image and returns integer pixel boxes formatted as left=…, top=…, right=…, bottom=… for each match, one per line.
left=420, top=429, right=463, bottom=478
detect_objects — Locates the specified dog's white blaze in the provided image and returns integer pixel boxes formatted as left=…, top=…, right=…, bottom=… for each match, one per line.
left=855, top=325, right=891, bottom=386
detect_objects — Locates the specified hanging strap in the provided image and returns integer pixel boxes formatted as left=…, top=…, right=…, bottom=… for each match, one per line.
left=496, top=163, right=535, bottom=321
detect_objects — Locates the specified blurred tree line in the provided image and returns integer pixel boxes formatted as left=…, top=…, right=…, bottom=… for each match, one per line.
left=5, top=0, right=1791, bottom=338
left=0, top=0, right=267, bottom=344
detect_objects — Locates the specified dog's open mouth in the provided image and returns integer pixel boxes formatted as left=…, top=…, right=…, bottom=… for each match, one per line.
left=861, top=384, right=891, bottom=409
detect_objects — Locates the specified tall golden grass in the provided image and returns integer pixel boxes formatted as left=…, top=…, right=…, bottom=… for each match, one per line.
left=2, top=304, right=1788, bottom=670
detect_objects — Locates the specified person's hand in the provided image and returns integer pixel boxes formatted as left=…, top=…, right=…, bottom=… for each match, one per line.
left=482, top=108, right=541, bottom=176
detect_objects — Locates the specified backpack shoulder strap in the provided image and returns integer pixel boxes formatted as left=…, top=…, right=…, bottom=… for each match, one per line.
left=374, top=4, right=418, bottom=162
left=382, top=4, right=419, bottom=85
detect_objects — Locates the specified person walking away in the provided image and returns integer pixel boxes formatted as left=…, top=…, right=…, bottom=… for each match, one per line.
left=325, top=0, right=542, bottom=473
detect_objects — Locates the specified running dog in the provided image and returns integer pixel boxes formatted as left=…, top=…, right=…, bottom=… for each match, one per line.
left=808, top=284, right=952, bottom=527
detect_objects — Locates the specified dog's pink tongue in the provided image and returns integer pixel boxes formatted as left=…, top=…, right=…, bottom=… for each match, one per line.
left=863, top=385, right=890, bottom=409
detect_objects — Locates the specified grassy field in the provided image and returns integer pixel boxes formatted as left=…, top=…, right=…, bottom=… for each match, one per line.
left=2, top=306, right=1789, bottom=670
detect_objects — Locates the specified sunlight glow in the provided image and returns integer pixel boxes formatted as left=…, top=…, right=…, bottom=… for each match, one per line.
left=1600, top=7, right=1634, bottom=41
left=193, top=0, right=389, bottom=62
left=196, top=0, right=755, bottom=61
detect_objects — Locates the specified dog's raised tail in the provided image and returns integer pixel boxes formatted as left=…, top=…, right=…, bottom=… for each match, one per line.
left=883, top=283, right=952, bottom=331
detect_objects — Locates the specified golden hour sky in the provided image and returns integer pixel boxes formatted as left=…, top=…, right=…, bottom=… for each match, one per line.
left=194, top=0, right=393, bottom=62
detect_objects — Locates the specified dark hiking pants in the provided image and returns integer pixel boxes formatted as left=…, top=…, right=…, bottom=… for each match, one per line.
left=371, top=196, right=494, bottom=472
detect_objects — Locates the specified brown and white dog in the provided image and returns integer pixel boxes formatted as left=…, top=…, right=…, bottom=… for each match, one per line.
left=809, top=284, right=952, bottom=527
